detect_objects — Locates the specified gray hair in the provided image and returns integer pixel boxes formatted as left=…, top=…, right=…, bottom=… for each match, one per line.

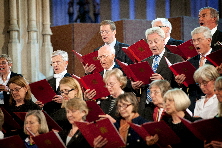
left=191, top=26, right=212, bottom=39
left=149, top=80, right=171, bottom=97
left=51, top=50, right=68, bottom=61
left=194, top=64, right=219, bottom=83
left=145, top=27, right=165, bottom=39
left=199, top=7, right=219, bottom=24
left=0, top=54, right=12, bottom=64
left=151, top=18, right=172, bottom=33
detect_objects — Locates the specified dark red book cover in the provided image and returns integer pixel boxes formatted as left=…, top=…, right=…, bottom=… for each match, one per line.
left=86, top=100, right=105, bottom=122
left=33, top=131, right=66, bottom=148
left=0, top=135, right=26, bottom=148
left=180, top=117, right=222, bottom=142
left=29, top=79, right=56, bottom=104
left=73, top=50, right=103, bottom=73
left=117, top=60, right=154, bottom=84
left=206, top=49, right=222, bottom=66
left=129, top=121, right=180, bottom=147
left=79, top=73, right=110, bottom=100
left=166, top=39, right=198, bottom=60
left=13, top=112, right=26, bottom=121
left=165, top=57, right=196, bottom=87
left=75, top=118, right=125, bottom=148
left=122, top=39, right=152, bottom=63
left=0, top=107, right=21, bottom=132
left=42, top=111, right=63, bottom=132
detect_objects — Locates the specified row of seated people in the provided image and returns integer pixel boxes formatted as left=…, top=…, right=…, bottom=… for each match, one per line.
left=0, top=67, right=222, bottom=148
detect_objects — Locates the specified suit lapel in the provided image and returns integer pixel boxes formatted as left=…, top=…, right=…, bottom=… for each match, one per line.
left=156, top=51, right=167, bottom=73
left=114, top=41, right=121, bottom=55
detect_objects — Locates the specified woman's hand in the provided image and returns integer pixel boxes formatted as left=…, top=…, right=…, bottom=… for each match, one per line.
left=84, top=89, right=96, bottom=101
left=175, top=74, right=186, bottom=85
left=146, top=134, right=159, bottom=146
left=131, top=81, right=143, bottom=90
left=35, top=101, right=44, bottom=108
left=0, top=84, right=9, bottom=92
left=52, top=95, right=63, bottom=103
left=205, top=140, right=222, bottom=148
left=98, top=114, right=116, bottom=123
left=150, top=73, right=164, bottom=81
left=93, top=135, right=108, bottom=148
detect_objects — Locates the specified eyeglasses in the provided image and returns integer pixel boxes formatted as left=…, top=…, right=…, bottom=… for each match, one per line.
left=149, top=91, right=161, bottom=96
left=147, top=38, right=163, bottom=45
left=0, top=61, right=8, bottom=65
left=106, top=82, right=117, bottom=87
left=117, top=104, right=132, bottom=110
left=192, top=38, right=205, bottom=44
left=97, top=54, right=110, bottom=60
left=50, top=61, right=63, bottom=66
left=9, top=87, right=22, bottom=93
left=59, top=89, right=74, bottom=95
left=197, top=81, right=211, bottom=87
left=158, top=26, right=167, bottom=28
left=99, top=30, right=111, bottom=35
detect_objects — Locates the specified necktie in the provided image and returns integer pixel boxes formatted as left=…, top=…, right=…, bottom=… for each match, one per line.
left=199, top=56, right=205, bottom=67
left=152, top=55, right=160, bottom=73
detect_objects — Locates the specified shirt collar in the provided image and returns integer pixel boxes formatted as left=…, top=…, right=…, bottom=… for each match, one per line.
left=201, top=48, right=212, bottom=57
left=103, top=62, right=115, bottom=74
left=211, top=26, right=217, bottom=35
left=153, top=48, right=165, bottom=58
left=165, top=36, right=170, bottom=45
left=105, top=38, right=116, bottom=48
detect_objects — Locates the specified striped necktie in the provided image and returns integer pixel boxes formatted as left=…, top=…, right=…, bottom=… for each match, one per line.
left=152, top=55, right=160, bottom=73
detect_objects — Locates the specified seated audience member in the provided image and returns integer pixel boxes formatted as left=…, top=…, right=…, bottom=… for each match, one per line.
left=163, top=88, right=203, bottom=148
left=204, top=76, right=222, bottom=148
left=0, top=54, right=22, bottom=106
left=58, top=98, right=92, bottom=148
left=95, top=92, right=157, bottom=148
left=141, top=80, right=171, bottom=122
left=7, top=76, right=40, bottom=112
left=131, top=27, right=183, bottom=114
left=50, top=77, right=83, bottom=130
left=24, top=110, right=49, bottom=148
left=0, top=108, right=4, bottom=139
left=36, top=50, right=71, bottom=116
left=193, top=64, right=219, bottom=119
left=85, top=68, right=127, bottom=120
left=151, top=18, right=183, bottom=52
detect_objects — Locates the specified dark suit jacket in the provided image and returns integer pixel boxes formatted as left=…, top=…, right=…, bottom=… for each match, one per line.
left=165, top=37, right=184, bottom=53
left=138, top=51, right=183, bottom=114
left=100, top=96, right=117, bottom=120
left=43, top=73, right=72, bottom=116
left=94, top=40, right=133, bottom=64
left=211, top=30, right=222, bottom=51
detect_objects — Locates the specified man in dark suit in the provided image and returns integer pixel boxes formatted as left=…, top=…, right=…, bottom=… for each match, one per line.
left=151, top=18, right=184, bottom=52
left=199, top=7, right=222, bottom=50
left=175, top=26, right=217, bottom=112
left=132, top=27, right=183, bottom=114
left=84, top=20, right=133, bottom=74
left=37, top=50, right=71, bottom=116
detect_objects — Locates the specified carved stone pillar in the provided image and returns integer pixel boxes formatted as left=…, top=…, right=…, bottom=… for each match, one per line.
left=41, top=0, right=53, bottom=78
left=27, top=0, right=39, bottom=82
left=8, top=0, right=22, bottom=73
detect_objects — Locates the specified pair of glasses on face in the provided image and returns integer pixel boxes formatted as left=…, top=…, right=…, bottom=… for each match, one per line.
left=158, top=26, right=167, bottom=28
left=149, top=91, right=161, bottom=96
left=59, top=89, right=74, bottom=95
left=9, top=87, right=22, bottom=93
left=97, top=54, right=110, bottom=60
left=191, top=38, right=205, bottom=44
left=106, top=82, right=117, bottom=87
left=0, top=61, right=8, bottom=65
left=197, top=80, right=211, bottom=87
left=117, top=104, right=132, bottom=110
left=99, top=30, right=112, bottom=35
left=50, top=61, right=63, bottom=66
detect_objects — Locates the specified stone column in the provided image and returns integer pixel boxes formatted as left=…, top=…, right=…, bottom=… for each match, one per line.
left=8, top=0, right=22, bottom=73
left=41, top=0, right=53, bottom=78
left=27, top=0, right=39, bottom=82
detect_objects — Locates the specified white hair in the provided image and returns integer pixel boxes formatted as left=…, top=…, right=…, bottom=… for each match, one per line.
left=145, top=27, right=165, bottom=39
left=51, top=50, right=68, bottom=61
left=151, top=18, right=172, bottom=33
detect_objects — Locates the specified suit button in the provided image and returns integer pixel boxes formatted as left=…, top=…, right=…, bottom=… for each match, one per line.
left=128, top=133, right=131, bottom=136
left=137, top=139, right=140, bottom=142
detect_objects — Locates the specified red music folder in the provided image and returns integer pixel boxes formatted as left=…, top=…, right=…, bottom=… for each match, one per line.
left=165, top=39, right=198, bottom=60
left=74, top=73, right=110, bottom=100
left=116, top=59, right=154, bottom=84
left=13, top=111, right=63, bottom=132
left=206, top=49, right=222, bottom=66
left=165, top=57, right=196, bottom=87
left=180, top=117, right=222, bottom=142
left=86, top=100, right=105, bottom=122
left=33, top=131, right=66, bottom=148
left=0, top=135, right=26, bottom=148
left=29, top=79, right=56, bottom=104
left=75, top=118, right=125, bottom=148
left=129, top=121, right=180, bottom=147
left=122, top=39, right=152, bottom=63
left=73, top=50, right=103, bottom=73
left=0, top=107, right=21, bottom=132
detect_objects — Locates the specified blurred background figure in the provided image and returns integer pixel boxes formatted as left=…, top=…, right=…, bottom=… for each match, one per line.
left=24, top=110, right=49, bottom=148
left=68, top=0, right=74, bottom=23
left=93, top=0, right=100, bottom=23
left=193, top=64, right=219, bottom=119
left=74, top=0, right=93, bottom=23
